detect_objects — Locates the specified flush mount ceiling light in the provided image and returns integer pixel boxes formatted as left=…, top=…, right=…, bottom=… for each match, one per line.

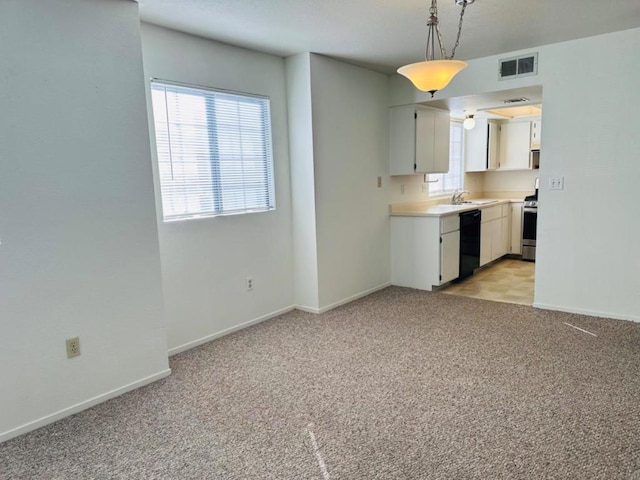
left=463, top=114, right=475, bottom=130
left=397, top=0, right=474, bottom=97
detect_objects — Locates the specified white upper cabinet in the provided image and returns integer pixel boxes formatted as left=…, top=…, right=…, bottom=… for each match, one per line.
left=530, top=119, right=542, bottom=149
left=389, top=105, right=450, bottom=175
left=498, top=121, right=532, bottom=170
left=465, top=118, right=499, bottom=172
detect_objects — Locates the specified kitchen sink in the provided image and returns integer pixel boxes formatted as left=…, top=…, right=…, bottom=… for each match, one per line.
left=456, top=199, right=498, bottom=205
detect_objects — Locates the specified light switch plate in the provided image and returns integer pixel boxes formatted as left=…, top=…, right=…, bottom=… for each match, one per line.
left=549, top=177, right=564, bottom=190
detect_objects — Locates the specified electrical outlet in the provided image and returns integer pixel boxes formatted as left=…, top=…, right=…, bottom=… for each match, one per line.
left=66, top=337, right=81, bottom=358
left=401, top=184, right=406, bottom=195
left=377, top=176, right=382, bottom=188
left=246, top=277, right=254, bottom=291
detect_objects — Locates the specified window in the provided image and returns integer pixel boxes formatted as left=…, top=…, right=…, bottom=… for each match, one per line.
left=150, top=80, right=276, bottom=221
left=429, top=121, right=464, bottom=196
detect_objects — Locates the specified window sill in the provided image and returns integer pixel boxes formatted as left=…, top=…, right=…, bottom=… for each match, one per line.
left=163, top=206, right=276, bottom=223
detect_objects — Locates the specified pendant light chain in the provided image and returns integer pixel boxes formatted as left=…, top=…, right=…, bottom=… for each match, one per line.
left=426, top=0, right=469, bottom=61
left=428, top=0, right=446, bottom=60
left=448, top=0, right=468, bottom=60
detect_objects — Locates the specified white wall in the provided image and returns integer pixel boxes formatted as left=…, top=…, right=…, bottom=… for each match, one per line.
left=532, top=29, right=640, bottom=321
left=286, top=53, right=320, bottom=311
left=390, top=27, right=640, bottom=322
left=0, top=0, right=169, bottom=442
left=140, top=24, right=295, bottom=353
left=285, top=54, right=391, bottom=312
left=308, top=55, right=391, bottom=309
left=387, top=171, right=486, bottom=205
left=483, top=170, right=539, bottom=195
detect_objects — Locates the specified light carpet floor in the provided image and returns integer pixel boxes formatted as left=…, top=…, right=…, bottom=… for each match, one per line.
left=1, top=287, right=639, bottom=479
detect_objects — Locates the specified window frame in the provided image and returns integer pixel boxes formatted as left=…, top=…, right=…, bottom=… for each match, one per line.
left=149, top=78, right=276, bottom=222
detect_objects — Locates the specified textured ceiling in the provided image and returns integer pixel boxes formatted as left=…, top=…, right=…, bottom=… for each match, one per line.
left=138, top=0, right=640, bottom=74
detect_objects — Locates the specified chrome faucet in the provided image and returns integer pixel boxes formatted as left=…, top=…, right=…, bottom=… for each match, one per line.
left=451, top=190, right=469, bottom=204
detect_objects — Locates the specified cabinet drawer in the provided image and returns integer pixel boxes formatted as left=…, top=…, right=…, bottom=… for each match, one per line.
left=441, top=215, right=460, bottom=234
left=481, top=205, right=501, bottom=223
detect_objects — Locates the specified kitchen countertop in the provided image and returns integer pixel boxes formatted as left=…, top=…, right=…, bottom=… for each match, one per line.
left=390, top=198, right=520, bottom=217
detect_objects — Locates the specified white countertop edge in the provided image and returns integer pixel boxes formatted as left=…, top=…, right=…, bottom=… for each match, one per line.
left=390, top=198, right=520, bottom=217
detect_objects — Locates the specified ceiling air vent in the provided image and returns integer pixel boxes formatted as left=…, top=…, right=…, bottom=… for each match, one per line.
left=503, top=97, right=529, bottom=104
left=499, top=53, right=538, bottom=80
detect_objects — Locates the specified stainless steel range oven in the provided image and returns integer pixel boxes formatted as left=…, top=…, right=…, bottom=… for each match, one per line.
left=522, top=199, right=537, bottom=261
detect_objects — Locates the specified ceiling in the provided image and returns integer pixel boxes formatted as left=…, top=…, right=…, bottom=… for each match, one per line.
left=137, top=1, right=639, bottom=116
left=138, top=0, right=640, bottom=74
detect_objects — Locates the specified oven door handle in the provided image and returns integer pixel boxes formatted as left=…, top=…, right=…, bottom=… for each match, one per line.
left=523, top=207, right=537, bottom=214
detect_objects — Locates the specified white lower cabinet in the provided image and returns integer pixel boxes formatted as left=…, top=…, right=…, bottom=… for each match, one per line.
left=391, top=215, right=460, bottom=291
left=391, top=202, right=513, bottom=289
left=480, top=204, right=510, bottom=266
left=440, top=215, right=461, bottom=284
left=510, top=202, right=523, bottom=254
left=480, top=222, right=492, bottom=266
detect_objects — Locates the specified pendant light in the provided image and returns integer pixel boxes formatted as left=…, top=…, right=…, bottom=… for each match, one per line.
left=463, top=114, right=475, bottom=130
left=398, top=0, right=473, bottom=97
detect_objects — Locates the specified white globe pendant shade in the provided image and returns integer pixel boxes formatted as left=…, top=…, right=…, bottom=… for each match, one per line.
left=397, top=59, right=468, bottom=96
left=463, top=116, right=476, bottom=130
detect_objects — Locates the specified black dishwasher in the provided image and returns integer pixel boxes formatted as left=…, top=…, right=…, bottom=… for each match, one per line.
left=458, top=209, right=481, bottom=280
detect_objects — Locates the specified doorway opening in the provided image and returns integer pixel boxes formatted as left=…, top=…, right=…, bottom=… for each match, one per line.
left=442, top=258, right=534, bottom=305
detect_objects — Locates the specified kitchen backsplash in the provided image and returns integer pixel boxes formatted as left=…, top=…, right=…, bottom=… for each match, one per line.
left=387, top=169, right=536, bottom=205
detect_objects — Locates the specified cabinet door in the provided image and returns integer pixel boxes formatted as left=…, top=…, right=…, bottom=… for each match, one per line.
left=510, top=202, right=523, bottom=254
left=440, top=230, right=460, bottom=284
left=389, top=105, right=418, bottom=175
left=416, top=108, right=450, bottom=174
left=465, top=118, right=488, bottom=172
left=491, top=218, right=508, bottom=260
left=489, top=219, right=501, bottom=260
left=390, top=106, right=450, bottom=175
left=498, top=122, right=531, bottom=170
left=531, top=119, right=542, bottom=149
left=480, top=222, right=492, bottom=266
left=487, top=121, right=500, bottom=170
left=415, top=107, right=436, bottom=173
left=432, top=109, right=450, bottom=173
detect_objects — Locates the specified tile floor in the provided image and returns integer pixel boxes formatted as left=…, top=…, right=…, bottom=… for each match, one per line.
left=442, top=258, right=535, bottom=305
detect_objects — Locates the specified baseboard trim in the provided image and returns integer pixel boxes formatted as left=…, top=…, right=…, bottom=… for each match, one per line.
left=297, top=282, right=392, bottom=315
left=169, top=283, right=393, bottom=354
left=294, top=304, right=321, bottom=314
left=0, top=369, right=171, bottom=444
left=168, top=305, right=296, bottom=356
left=533, top=302, right=640, bottom=324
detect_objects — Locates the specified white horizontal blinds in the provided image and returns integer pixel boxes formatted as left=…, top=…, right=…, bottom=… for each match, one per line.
left=150, top=81, right=275, bottom=221
left=214, top=94, right=274, bottom=214
left=152, top=84, right=214, bottom=219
